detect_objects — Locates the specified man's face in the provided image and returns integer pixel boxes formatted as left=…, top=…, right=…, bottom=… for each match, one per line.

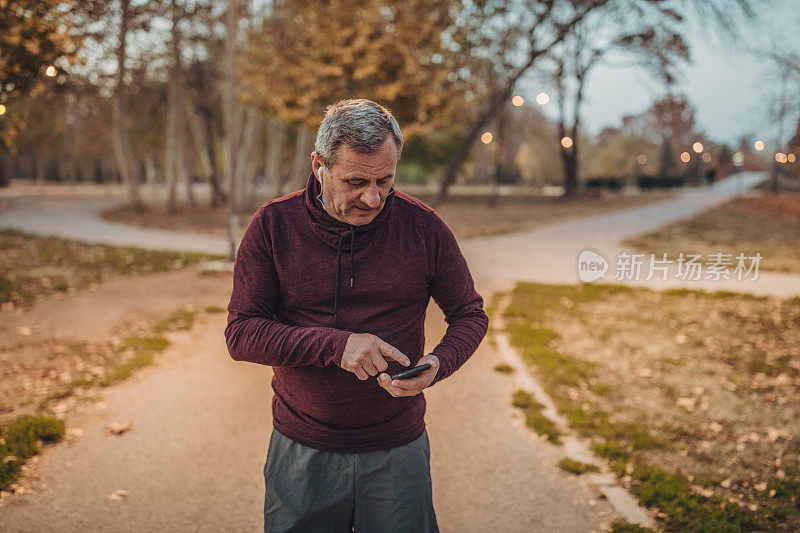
left=312, top=136, right=398, bottom=226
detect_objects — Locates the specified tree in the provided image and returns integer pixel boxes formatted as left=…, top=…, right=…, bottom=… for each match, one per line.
left=67, top=0, right=167, bottom=207
left=433, top=0, right=613, bottom=205
left=763, top=46, right=800, bottom=188
left=0, top=0, right=79, bottom=150
left=241, top=0, right=484, bottom=188
left=544, top=0, right=692, bottom=196
left=639, top=95, right=698, bottom=175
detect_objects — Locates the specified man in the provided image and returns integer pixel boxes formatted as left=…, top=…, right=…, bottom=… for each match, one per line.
left=225, top=99, right=488, bottom=532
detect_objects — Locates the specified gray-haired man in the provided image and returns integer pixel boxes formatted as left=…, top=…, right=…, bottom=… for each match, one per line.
left=225, top=99, right=488, bottom=531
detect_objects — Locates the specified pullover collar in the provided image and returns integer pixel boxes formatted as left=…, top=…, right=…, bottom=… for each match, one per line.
left=302, top=172, right=395, bottom=323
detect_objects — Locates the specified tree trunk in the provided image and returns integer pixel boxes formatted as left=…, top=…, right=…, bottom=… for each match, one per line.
left=112, top=0, right=142, bottom=208
left=184, top=95, right=214, bottom=179
left=186, top=95, right=226, bottom=207
left=236, top=107, right=260, bottom=209
left=289, top=126, right=312, bottom=193
left=224, top=0, right=241, bottom=261
left=144, top=154, right=158, bottom=186
left=36, top=152, right=47, bottom=192
left=0, top=153, right=13, bottom=187
left=165, top=0, right=182, bottom=212
left=434, top=83, right=514, bottom=207
left=63, top=93, right=78, bottom=186
left=265, top=116, right=287, bottom=198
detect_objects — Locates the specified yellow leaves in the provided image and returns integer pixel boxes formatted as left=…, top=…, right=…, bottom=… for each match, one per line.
left=24, top=40, right=41, bottom=55
left=240, top=0, right=480, bottom=133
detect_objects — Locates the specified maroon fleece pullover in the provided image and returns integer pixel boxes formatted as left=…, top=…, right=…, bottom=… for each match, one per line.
left=224, top=173, right=488, bottom=452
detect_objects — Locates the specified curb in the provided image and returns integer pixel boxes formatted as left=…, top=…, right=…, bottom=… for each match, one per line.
left=492, top=294, right=655, bottom=529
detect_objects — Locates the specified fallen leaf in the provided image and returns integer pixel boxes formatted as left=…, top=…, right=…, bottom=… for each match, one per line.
left=765, top=427, right=789, bottom=442
left=104, top=421, right=132, bottom=436
left=2, top=456, right=18, bottom=464
left=677, top=397, right=696, bottom=411
left=754, top=482, right=768, bottom=491
left=108, top=489, right=128, bottom=501
left=720, top=479, right=732, bottom=488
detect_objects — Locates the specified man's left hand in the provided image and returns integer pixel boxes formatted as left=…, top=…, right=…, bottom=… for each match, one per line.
left=377, top=354, right=439, bottom=397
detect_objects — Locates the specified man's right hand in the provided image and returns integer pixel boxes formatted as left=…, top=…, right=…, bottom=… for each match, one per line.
left=340, top=333, right=410, bottom=380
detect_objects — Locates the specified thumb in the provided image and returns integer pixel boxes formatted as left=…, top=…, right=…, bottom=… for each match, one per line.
left=377, top=341, right=410, bottom=366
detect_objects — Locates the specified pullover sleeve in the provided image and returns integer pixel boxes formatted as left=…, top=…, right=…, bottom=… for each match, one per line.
left=425, top=212, right=489, bottom=385
left=224, top=209, right=351, bottom=367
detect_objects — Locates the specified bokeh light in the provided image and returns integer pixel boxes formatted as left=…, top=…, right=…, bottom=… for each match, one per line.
left=788, top=153, right=797, bottom=163
left=775, top=153, right=787, bottom=164
left=680, top=151, right=691, bottom=163
left=45, top=66, right=57, bottom=77
left=0, top=104, right=6, bottom=116
left=481, top=132, right=493, bottom=144
left=692, top=142, right=703, bottom=154
left=754, top=140, right=765, bottom=151
left=702, top=153, right=712, bottom=163
left=536, top=92, right=550, bottom=105
left=561, top=136, right=573, bottom=148
left=511, top=95, right=524, bottom=107
left=636, top=154, right=647, bottom=165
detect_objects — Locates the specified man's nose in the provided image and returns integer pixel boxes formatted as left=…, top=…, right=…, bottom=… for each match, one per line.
left=361, top=185, right=381, bottom=208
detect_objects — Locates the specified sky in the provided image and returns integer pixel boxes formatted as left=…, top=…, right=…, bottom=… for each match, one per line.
left=529, top=0, right=799, bottom=151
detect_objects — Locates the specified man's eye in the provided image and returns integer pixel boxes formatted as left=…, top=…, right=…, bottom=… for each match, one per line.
left=348, top=181, right=365, bottom=186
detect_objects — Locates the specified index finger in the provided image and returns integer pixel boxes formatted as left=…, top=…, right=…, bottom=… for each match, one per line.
left=377, top=341, right=410, bottom=366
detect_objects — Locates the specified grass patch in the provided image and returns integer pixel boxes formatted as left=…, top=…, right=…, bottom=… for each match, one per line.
left=511, top=390, right=561, bottom=444
left=0, top=228, right=223, bottom=307
left=34, top=311, right=189, bottom=414
left=503, top=281, right=800, bottom=529
left=557, top=457, right=600, bottom=476
left=629, top=462, right=764, bottom=532
left=0, top=415, right=65, bottom=491
left=622, top=195, right=800, bottom=274
left=493, top=363, right=515, bottom=374
left=204, top=305, right=226, bottom=313
left=153, top=309, right=196, bottom=333
left=609, top=521, right=655, bottom=533
left=98, top=350, right=156, bottom=386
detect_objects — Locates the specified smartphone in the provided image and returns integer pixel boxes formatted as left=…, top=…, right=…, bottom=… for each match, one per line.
left=390, top=363, right=431, bottom=380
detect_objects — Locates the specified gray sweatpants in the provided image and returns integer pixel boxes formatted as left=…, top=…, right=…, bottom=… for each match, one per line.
left=263, top=428, right=439, bottom=533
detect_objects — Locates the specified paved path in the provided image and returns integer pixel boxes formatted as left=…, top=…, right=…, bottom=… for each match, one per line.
left=461, top=172, right=800, bottom=298
left=2, top=172, right=798, bottom=532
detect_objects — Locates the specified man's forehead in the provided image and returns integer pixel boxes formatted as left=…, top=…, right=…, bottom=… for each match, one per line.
left=334, top=136, right=398, bottom=160
left=332, top=139, right=398, bottom=175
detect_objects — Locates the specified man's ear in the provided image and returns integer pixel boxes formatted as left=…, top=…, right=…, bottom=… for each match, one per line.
left=311, top=151, right=324, bottom=183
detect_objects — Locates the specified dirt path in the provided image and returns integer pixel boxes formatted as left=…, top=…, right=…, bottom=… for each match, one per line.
left=0, top=301, right=614, bottom=532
